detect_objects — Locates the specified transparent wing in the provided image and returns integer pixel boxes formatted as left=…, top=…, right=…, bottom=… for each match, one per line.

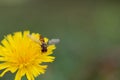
left=27, top=34, right=41, bottom=44
left=48, top=39, right=60, bottom=45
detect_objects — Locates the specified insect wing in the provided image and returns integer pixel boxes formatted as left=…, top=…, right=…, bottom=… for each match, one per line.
left=48, top=39, right=60, bottom=45
left=27, top=34, right=41, bottom=44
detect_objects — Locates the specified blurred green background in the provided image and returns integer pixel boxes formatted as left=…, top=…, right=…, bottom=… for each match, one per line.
left=0, top=0, right=120, bottom=80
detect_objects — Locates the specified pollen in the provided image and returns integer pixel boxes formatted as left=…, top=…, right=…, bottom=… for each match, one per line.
left=0, top=31, right=56, bottom=80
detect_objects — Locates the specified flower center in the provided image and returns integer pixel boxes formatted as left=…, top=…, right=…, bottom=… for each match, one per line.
left=18, top=56, right=31, bottom=68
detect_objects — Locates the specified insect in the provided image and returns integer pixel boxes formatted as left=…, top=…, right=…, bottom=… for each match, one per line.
left=27, top=34, right=60, bottom=53
left=39, top=36, right=48, bottom=52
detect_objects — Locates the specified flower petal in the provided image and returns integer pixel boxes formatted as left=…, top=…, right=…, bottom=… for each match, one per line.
left=0, top=69, right=9, bottom=77
left=15, top=68, right=25, bottom=80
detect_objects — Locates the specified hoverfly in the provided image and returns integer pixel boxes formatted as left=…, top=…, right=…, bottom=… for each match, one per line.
left=27, top=34, right=60, bottom=53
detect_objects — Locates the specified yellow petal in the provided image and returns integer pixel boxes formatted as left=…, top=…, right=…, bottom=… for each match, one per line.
left=15, top=68, right=25, bottom=80
left=0, top=69, right=9, bottom=77
left=0, top=63, right=9, bottom=70
left=26, top=70, right=34, bottom=80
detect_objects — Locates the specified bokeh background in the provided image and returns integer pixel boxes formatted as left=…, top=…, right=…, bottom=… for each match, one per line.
left=0, top=0, right=120, bottom=80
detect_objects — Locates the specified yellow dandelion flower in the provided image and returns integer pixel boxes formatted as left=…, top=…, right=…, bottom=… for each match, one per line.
left=0, top=31, right=57, bottom=80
